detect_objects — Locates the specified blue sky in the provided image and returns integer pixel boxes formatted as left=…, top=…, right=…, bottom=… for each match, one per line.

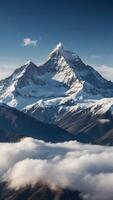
left=0, top=0, right=113, bottom=79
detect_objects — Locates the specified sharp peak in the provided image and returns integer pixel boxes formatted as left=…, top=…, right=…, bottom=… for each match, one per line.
left=13, top=60, right=38, bottom=76
left=50, top=42, right=65, bottom=55
left=24, top=60, right=37, bottom=66
left=54, top=42, right=64, bottom=50
left=22, top=60, right=38, bottom=70
left=48, top=42, right=81, bottom=62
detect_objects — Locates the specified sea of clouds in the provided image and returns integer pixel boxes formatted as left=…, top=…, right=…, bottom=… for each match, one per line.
left=0, top=137, right=113, bottom=200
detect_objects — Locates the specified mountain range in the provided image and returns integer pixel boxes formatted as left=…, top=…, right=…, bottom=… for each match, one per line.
left=1, top=43, right=113, bottom=200
left=0, top=43, right=113, bottom=145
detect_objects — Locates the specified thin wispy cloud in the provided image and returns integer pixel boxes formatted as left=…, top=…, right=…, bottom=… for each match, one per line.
left=90, top=54, right=101, bottom=59
left=23, top=38, right=38, bottom=47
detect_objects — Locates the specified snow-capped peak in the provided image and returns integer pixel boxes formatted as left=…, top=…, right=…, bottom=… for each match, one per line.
left=24, top=60, right=34, bottom=66
left=23, top=60, right=37, bottom=69
left=51, top=42, right=64, bottom=53
left=13, top=60, right=38, bottom=77
left=48, top=43, right=81, bottom=63
left=25, top=60, right=32, bottom=65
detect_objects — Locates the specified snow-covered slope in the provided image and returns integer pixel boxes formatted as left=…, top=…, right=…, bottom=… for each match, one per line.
left=0, top=43, right=113, bottom=109
left=0, top=43, right=113, bottom=144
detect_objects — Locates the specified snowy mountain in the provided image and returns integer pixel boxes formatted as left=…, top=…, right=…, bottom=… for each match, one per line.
left=0, top=43, right=113, bottom=108
left=0, top=43, right=113, bottom=144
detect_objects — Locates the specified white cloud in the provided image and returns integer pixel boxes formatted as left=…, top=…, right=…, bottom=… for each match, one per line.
left=1, top=138, right=113, bottom=199
left=23, top=38, right=38, bottom=47
left=93, top=64, right=113, bottom=81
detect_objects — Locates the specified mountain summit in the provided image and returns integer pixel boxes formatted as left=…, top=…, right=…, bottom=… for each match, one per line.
left=48, top=42, right=82, bottom=63
left=0, top=43, right=113, bottom=128
left=0, top=43, right=113, bottom=144
left=0, top=43, right=113, bottom=106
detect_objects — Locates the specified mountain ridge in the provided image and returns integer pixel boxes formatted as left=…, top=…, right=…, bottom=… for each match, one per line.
left=0, top=43, right=113, bottom=144
left=0, top=43, right=113, bottom=108
left=0, top=103, right=74, bottom=142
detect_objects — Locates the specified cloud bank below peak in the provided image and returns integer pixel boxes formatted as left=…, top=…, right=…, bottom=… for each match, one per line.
left=1, top=138, right=113, bottom=200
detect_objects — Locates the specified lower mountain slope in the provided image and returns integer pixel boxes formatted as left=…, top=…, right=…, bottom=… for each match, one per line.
left=0, top=183, right=83, bottom=200
left=0, top=103, right=74, bottom=142
left=56, top=99, right=113, bottom=145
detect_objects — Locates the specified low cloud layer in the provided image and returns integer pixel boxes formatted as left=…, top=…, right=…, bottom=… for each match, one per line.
left=1, top=138, right=113, bottom=200
left=23, top=38, right=38, bottom=47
